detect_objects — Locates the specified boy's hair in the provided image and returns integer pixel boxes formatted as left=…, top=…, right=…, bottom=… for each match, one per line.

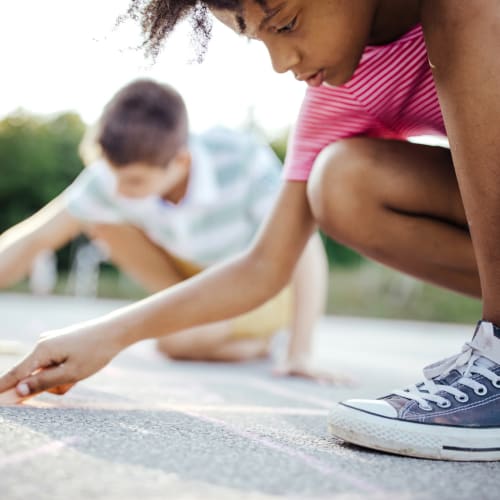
left=97, top=79, right=188, bottom=167
left=126, top=1, right=267, bottom=60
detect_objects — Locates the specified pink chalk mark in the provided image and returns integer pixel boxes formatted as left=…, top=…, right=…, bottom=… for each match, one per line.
left=0, top=437, right=79, bottom=468
left=183, top=410, right=384, bottom=495
left=244, top=377, right=334, bottom=408
left=156, top=402, right=328, bottom=415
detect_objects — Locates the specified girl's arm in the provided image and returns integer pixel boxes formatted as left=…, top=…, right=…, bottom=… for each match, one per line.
left=0, top=181, right=316, bottom=397
left=0, top=195, right=82, bottom=288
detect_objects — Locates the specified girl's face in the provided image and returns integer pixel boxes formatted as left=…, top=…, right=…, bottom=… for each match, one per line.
left=212, top=0, right=380, bottom=87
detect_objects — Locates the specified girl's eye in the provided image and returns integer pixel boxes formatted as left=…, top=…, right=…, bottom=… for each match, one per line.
left=276, top=16, right=297, bottom=34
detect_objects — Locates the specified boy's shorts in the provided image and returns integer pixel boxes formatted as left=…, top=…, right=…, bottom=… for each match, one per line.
left=168, top=253, right=293, bottom=340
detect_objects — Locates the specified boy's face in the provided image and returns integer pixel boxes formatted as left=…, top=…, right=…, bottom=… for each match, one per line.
left=110, top=150, right=191, bottom=200
left=212, top=0, right=379, bottom=87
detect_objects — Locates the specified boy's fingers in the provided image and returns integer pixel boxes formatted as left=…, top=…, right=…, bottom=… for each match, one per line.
left=19, top=365, right=73, bottom=396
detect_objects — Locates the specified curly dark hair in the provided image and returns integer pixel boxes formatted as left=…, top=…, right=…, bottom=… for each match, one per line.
left=126, top=0, right=267, bottom=60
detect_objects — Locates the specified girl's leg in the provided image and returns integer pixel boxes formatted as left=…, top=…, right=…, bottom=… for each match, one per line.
left=322, top=79, right=500, bottom=458
left=85, top=223, right=269, bottom=361
left=421, top=0, right=500, bottom=322
left=307, top=137, right=480, bottom=296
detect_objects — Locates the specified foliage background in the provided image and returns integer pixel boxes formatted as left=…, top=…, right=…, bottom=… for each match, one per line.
left=0, top=112, right=86, bottom=269
left=0, top=111, right=481, bottom=322
left=0, top=111, right=362, bottom=269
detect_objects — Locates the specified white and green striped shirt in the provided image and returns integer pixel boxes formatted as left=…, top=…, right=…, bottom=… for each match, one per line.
left=64, top=128, right=282, bottom=267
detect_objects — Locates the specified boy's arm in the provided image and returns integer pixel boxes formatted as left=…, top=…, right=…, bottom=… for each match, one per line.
left=275, top=233, right=354, bottom=385
left=0, top=195, right=82, bottom=288
left=277, top=233, right=328, bottom=368
left=0, top=181, right=316, bottom=397
left=275, top=234, right=351, bottom=384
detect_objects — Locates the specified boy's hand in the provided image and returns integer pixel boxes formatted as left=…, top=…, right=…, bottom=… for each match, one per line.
left=0, top=326, right=122, bottom=401
left=273, top=358, right=355, bottom=386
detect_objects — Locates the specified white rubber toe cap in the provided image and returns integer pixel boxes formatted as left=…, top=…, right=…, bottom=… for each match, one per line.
left=341, top=399, right=398, bottom=418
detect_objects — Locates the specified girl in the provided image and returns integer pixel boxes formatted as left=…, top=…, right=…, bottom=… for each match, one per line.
left=2, top=0, right=500, bottom=461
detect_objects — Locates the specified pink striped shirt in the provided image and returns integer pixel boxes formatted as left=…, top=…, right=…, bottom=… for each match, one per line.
left=284, top=24, right=446, bottom=181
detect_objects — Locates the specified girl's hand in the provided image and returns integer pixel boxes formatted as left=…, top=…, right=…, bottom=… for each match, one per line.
left=0, top=326, right=123, bottom=401
left=273, top=358, right=355, bottom=386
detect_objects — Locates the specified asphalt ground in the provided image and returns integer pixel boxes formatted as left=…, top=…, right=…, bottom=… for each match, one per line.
left=0, top=292, right=498, bottom=500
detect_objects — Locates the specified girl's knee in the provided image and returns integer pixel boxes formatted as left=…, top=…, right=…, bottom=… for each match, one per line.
left=306, top=138, right=379, bottom=237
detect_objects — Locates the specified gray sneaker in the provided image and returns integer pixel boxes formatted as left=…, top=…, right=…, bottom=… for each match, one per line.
left=328, top=321, right=500, bottom=461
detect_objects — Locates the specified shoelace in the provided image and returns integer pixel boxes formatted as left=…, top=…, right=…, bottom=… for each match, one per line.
left=393, top=342, right=500, bottom=411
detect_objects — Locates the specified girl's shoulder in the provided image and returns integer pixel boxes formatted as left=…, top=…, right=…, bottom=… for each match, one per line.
left=361, top=23, right=424, bottom=64
left=365, top=23, right=423, bottom=52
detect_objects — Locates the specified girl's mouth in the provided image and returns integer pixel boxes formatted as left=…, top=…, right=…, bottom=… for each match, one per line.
left=305, top=69, right=325, bottom=87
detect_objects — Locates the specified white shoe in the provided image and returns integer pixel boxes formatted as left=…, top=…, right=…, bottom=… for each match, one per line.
left=328, top=321, right=500, bottom=461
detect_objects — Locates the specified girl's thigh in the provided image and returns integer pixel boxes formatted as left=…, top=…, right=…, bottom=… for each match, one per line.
left=311, top=138, right=465, bottom=226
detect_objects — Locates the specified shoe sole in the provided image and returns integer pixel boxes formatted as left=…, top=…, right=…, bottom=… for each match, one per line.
left=328, top=403, right=500, bottom=461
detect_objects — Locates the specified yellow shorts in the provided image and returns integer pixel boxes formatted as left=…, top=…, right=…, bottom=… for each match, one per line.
left=168, top=253, right=293, bottom=340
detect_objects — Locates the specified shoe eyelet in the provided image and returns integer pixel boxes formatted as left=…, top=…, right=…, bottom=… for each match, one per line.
left=437, top=399, right=451, bottom=409
left=474, top=385, right=488, bottom=396
left=455, top=393, right=469, bottom=403
left=493, top=379, right=500, bottom=389
left=418, top=404, right=433, bottom=411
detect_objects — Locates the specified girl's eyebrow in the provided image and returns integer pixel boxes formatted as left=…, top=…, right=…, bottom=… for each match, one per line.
left=258, top=3, right=287, bottom=30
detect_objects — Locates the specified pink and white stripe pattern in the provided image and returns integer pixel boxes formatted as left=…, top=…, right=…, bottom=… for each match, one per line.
left=284, top=24, right=446, bottom=181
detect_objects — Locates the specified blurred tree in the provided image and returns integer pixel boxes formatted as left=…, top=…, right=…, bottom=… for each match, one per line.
left=0, top=112, right=363, bottom=274
left=270, top=131, right=363, bottom=268
left=0, top=110, right=86, bottom=269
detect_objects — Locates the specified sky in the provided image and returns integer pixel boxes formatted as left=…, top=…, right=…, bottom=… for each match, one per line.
left=0, top=0, right=306, bottom=138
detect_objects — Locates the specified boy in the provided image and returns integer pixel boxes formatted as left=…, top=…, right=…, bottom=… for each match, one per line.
left=0, top=79, right=329, bottom=379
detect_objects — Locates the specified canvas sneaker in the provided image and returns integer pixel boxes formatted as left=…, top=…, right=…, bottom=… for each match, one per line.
left=328, top=320, right=500, bottom=461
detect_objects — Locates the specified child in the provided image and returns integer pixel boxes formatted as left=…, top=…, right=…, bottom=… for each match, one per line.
left=2, top=0, right=500, bottom=460
left=0, top=78, right=330, bottom=379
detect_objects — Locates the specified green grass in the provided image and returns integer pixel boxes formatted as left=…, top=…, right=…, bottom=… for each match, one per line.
left=8, top=262, right=482, bottom=324
left=327, top=262, right=482, bottom=323
left=8, top=269, right=147, bottom=302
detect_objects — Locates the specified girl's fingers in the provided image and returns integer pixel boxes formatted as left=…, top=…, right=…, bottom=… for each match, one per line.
left=0, top=388, right=24, bottom=405
left=47, top=383, right=75, bottom=395
left=0, top=352, right=41, bottom=393
left=19, top=365, right=73, bottom=397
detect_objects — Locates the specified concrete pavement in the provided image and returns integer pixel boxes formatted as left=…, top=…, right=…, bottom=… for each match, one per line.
left=0, top=292, right=498, bottom=500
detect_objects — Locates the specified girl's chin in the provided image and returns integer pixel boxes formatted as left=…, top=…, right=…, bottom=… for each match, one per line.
left=323, top=81, right=337, bottom=88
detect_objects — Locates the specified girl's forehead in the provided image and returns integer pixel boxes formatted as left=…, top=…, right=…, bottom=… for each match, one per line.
left=211, top=0, right=285, bottom=37
left=210, top=7, right=240, bottom=32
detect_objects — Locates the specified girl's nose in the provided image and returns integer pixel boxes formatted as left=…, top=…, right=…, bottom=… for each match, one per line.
left=267, top=43, right=301, bottom=75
